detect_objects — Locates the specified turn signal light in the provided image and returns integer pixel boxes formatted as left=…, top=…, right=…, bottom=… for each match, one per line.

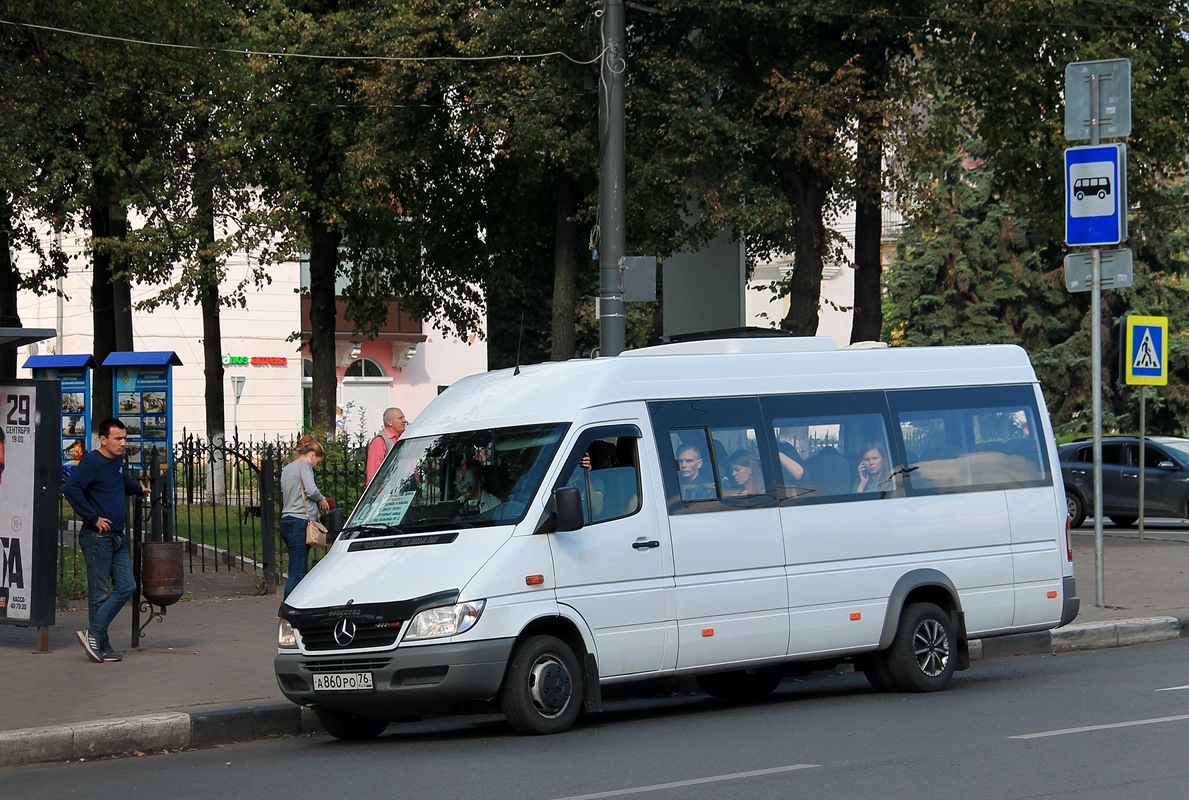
left=850, top=612, right=862, bottom=621
left=525, top=574, right=545, bottom=586
left=1047, top=590, right=1058, bottom=599
left=702, top=628, right=714, bottom=637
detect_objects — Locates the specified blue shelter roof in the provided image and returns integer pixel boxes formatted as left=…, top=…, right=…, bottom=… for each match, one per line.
left=101, top=351, right=183, bottom=367
left=23, top=354, right=99, bottom=369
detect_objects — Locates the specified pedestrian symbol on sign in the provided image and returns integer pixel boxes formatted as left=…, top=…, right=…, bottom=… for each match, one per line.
left=1133, top=328, right=1160, bottom=370
left=1124, top=316, right=1168, bottom=386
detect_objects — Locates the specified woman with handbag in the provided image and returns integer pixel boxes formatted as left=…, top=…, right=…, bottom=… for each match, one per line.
left=280, top=435, right=330, bottom=599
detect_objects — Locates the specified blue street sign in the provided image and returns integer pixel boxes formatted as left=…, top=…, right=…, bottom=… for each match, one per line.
left=1125, top=315, right=1168, bottom=386
left=1066, top=143, right=1127, bottom=246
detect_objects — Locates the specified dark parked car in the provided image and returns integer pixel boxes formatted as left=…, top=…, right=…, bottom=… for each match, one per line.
left=1059, top=436, right=1189, bottom=527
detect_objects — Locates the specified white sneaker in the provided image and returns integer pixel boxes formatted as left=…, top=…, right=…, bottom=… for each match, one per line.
left=76, top=629, right=102, bottom=663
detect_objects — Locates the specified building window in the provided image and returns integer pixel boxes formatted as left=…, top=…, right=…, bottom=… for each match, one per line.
left=345, top=357, right=387, bottom=378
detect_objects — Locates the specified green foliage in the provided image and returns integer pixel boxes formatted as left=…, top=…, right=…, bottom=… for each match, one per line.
left=887, top=142, right=1189, bottom=436
left=56, top=546, right=87, bottom=604
left=317, top=431, right=368, bottom=516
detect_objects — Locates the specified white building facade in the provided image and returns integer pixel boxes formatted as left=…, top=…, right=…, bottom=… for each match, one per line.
left=14, top=230, right=488, bottom=443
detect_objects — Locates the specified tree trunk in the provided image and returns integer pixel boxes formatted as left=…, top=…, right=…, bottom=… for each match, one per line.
left=773, top=158, right=831, bottom=337
left=550, top=171, right=581, bottom=361
left=308, top=214, right=341, bottom=436
left=90, top=172, right=133, bottom=426
left=0, top=197, right=19, bottom=379
left=195, top=156, right=228, bottom=501
left=851, top=100, right=884, bottom=344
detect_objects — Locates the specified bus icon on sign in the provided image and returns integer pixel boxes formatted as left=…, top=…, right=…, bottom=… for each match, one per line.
left=1073, top=176, right=1111, bottom=201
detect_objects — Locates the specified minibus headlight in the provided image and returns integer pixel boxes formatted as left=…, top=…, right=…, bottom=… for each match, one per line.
left=404, top=600, right=486, bottom=641
left=278, top=619, right=298, bottom=649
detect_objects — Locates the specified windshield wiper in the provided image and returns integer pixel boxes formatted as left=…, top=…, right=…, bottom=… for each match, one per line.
left=337, top=523, right=405, bottom=540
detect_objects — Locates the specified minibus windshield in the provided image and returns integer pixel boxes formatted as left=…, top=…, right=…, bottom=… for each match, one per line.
left=348, top=423, right=568, bottom=533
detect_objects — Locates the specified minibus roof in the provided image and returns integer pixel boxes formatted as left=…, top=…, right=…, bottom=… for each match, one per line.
left=410, top=340, right=1039, bottom=435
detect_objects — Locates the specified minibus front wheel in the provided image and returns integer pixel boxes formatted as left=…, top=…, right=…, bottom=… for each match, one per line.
left=501, top=635, right=583, bottom=735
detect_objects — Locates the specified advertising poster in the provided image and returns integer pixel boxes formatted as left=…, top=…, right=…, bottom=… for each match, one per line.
left=23, top=356, right=94, bottom=479
left=1, top=384, right=35, bottom=621
left=59, top=369, right=90, bottom=477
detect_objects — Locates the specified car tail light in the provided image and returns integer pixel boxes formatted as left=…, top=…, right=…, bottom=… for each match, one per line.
left=1064, top=516, right=1073, bottom=562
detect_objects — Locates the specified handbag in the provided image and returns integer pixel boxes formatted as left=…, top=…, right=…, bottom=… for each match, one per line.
left=306, top=519, right=328, bottom=548
left=300, top=476, right=328, bottom=548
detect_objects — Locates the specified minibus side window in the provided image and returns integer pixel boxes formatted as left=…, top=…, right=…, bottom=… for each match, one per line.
left=762, top=391, right=899, bottom=504
left=556, top=429, right=642, bottom=524
left=888, top=386, right=1051, bottom=494
left=649, top=397, right=774, bottom=514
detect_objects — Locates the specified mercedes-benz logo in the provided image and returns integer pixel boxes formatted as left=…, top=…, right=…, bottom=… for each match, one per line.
left=333, top=617, right=357, bottom=647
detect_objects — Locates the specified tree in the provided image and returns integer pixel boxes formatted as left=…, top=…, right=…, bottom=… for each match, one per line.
left=630, top=2, right=931, bottom=337
left=0, top=12, right=84, bottom=378
left=2, top=6, right=200, bottom=419
left=890, top=1, right=1189, bottom=433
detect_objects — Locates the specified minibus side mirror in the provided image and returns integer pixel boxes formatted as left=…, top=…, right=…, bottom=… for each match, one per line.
left=553, top=487, right=585, bottom=532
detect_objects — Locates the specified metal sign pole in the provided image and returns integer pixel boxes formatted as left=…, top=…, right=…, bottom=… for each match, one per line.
left=1092, top=246, right=1105, bottom=607
left=1138, top=386, right=1146, bottom=542
left=1065, top=57, right=1131, bottom=609
left=1089, top=73, right=1105, bottom=608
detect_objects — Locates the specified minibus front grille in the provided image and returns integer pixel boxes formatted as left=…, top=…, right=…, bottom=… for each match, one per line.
left=297, top=621, right=403, bottom=651
left=303, top=658, right=391, bottom=672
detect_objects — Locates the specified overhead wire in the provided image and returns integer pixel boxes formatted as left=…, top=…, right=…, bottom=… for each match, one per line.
left=0, top=18, right=604, bottom=66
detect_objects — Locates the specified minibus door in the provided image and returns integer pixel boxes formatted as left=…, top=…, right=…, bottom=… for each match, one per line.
left=548, top=426, right=674, bottom=678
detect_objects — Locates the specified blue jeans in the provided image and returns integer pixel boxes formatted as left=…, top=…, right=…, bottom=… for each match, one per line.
left=80, top=527, right=136, bottom=649
left=280, top=515, right=311, bottom=599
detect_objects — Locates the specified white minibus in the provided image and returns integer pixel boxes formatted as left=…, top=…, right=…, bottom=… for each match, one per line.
left=274, top=337, right=1079, bottom=739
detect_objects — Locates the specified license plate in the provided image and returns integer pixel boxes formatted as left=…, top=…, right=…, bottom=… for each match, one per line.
left=313, top=672, right=374, bottom=691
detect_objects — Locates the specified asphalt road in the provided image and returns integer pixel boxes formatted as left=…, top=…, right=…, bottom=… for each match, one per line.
left=6, top=638, right=1189, bottom=800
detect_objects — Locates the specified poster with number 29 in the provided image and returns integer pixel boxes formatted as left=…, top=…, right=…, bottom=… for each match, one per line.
left=1, top=386, right=35, bottom=621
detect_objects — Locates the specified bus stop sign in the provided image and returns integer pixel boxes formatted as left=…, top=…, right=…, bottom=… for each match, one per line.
left=1066, top=143, right=1127, bottom=246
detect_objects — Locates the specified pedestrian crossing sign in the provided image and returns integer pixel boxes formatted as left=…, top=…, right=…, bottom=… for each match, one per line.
left=1124, top=315, right=1168, bottom=386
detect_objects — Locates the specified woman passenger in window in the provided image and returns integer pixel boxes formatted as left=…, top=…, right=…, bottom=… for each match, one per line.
left=727, top=449, right=764, bottom=496
left=855, top=440, right=892, bottom=493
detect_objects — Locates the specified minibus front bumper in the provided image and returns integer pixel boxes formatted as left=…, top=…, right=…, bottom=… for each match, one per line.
left=274, top=637, right=516, bottom=717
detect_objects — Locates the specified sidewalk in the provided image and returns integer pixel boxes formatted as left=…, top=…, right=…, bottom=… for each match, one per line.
left=2, top=532, right=1187, bottom=768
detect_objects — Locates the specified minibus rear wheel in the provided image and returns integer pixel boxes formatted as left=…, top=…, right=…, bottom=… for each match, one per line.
left=886, top=602, right=956, bottom=692
left=501, top=635, right=583, bottom=735
left=315, top=707, right=389, bottom=740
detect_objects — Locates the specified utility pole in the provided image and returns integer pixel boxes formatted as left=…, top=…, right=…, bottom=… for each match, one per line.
left=598, top=0, right=626, bottom=357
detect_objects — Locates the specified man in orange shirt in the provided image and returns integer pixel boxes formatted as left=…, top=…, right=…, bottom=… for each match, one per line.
left=365, top=407, right=408, bottom=483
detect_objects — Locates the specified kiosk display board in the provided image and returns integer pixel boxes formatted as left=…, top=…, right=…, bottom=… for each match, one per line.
left=103, top=352, right=182, bottom=475
left=23, top=354, right=97, bottom=478
left=1, top=381, right=61, bottom=627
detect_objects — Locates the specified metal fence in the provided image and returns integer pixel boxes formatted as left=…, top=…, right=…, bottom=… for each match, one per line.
left=55, top=430, right=371, bottom=601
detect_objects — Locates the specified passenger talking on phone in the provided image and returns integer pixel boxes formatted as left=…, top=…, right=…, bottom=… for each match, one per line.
left=855, top=440, right=892, bottom=493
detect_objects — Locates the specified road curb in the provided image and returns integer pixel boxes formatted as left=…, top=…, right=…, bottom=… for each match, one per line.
left=972, top=615, right=1189, bottom=662
left=4, top=617, right=1188, bottom=770
left=0, top=705, right=320, bottom=769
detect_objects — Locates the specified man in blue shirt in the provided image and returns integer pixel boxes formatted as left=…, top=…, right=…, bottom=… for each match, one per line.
left=63, top=418, right=150, bottom=663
